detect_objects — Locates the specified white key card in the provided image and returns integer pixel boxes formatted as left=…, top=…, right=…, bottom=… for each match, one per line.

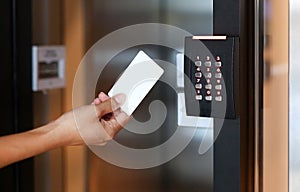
left=108, top=50, right=164, bottom=115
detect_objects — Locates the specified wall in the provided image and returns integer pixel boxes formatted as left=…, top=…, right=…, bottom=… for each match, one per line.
left=263, top=0, right=289, bottom=191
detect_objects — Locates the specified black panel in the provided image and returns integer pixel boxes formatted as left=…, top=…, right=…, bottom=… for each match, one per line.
left=214, top=119, right=240, bottom=192
left=0, top=0, right=17, bottom=191
left=214, top=0, right=240, bottom=36
left=13, top=0, right=33, bottom=134
left=15, top=0, right=34, bottom=189
left=184, top=36, right=239, bottom=119
left=213, top=0, right=255, bottom=191
left=0, top=0, right=14, bottom=138
left=0, top=0, right=33, bottom=191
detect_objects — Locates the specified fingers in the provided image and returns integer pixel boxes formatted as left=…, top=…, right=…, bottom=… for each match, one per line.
left=95, top=93, right=126, bottom=117
left=93, top=92, right=110, bottom=104
left=114, top=111, right=131, bottom=128
left=93, top=92, right=130, bottom=140
left=98, top=92, right=110, bottom=102
left=102, top=111, right=131, bottom=138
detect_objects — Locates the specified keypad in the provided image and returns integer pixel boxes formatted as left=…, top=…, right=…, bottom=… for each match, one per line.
left=184, top=36, right=238, bottom=119
left=194, top=56, right=223, bottom=102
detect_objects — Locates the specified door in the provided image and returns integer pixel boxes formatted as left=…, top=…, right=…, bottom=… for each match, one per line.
left=73, top=0, right=257, bottom=192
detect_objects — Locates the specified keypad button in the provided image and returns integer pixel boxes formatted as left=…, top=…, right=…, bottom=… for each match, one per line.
left=196, top=67, right=201, bottom=71
left=195, top=84, right=202, bottom=89
left=205, top=84, right=212, bottom=89
left=215, top=85, right=222, bottom=90
left=215, top=61, right=222, bottom=67
left=215, top=73, right=222, bottom=78
left=195, top=95, right=203, bottom=100
left=195, top=61, right=202, bottom=67
left=196, top=78, right=201, bottom=83
left=205, top=96, right=212, bottom=101
left=204, top=73, right=212, bottom=78
left=215, top=96, right=222, bottom=102
left=204, top=61, right=212, bottom=67
left=195, top=72, right=202, bottom=78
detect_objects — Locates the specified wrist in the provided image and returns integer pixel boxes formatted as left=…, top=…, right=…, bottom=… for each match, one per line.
left=52, top=114, right=84, bottom=146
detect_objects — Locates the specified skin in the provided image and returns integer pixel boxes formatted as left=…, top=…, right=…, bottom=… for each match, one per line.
left=0, top=92, right=130, bottom=168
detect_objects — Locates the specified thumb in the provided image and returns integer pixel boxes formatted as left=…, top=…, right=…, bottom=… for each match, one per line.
left=95, top=93, right=126, bottom=117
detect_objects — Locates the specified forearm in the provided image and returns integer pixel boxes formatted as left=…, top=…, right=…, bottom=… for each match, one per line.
left=0, top=121, right=73, bottom=168
left=0, top=94, right=128, bottom=168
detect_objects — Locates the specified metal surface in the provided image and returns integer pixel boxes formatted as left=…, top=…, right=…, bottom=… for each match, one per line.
left=289, top=0, right=300, bottom=191
left=254, top=0, right=263, bottom=191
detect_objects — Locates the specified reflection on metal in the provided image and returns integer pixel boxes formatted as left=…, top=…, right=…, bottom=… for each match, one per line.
left=289, top=0, right=300, bottom=191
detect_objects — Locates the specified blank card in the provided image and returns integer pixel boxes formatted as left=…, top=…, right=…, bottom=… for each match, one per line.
left=108, top=50, right=164, bottom=115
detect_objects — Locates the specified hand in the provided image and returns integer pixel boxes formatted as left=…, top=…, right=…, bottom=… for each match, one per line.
left=54, top=93, right=130, bottom=146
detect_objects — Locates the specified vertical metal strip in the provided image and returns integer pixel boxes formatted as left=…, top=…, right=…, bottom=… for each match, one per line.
left=11, top=0, right=20, bottom=191
left=289, top=1, right=300, bottom=191
left=254, top=0, right=263, bottom=191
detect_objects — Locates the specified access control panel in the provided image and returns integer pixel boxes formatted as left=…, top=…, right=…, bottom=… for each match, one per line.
left=184, top=36, right=239, bottom=119
left=32, top=45, right=66, bottom=91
